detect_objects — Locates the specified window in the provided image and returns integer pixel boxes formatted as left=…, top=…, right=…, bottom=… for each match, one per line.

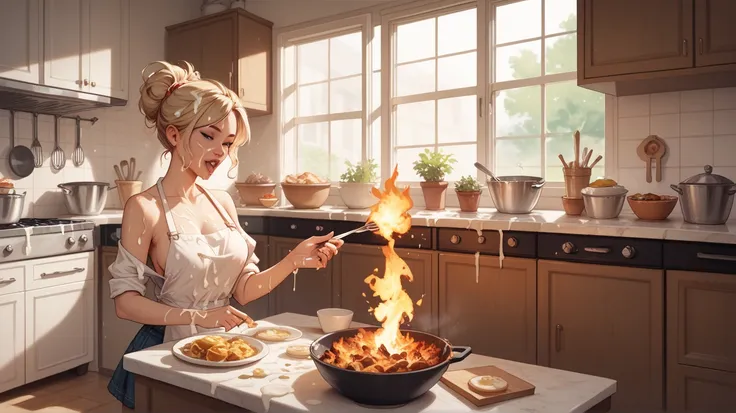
left=389, top=6, right=479, bottom=182
left=280, top=20, right=368, bottom=182
left=491, top=0, right=605, bottom=181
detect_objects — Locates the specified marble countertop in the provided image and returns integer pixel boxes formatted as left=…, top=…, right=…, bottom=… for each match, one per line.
left=61, top=209, right=124, bottom=225
left=124, top=313, right=615, bottom=413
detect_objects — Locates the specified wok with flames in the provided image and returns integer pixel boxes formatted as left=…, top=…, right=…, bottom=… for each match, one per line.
left=310, top=326, right=471, bottom=406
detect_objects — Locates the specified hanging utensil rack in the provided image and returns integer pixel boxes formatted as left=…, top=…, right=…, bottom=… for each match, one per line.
left=3, top=109, right=99, bottom=125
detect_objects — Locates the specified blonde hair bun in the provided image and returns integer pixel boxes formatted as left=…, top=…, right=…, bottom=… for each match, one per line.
left=139, top=61, right=200, bottom=124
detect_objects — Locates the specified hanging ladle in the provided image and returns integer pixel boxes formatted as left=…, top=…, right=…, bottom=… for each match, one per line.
left=474, top=162, right=500, bottom=182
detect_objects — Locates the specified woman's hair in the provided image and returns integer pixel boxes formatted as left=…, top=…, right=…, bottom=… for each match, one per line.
left=138, top=61, right=250, bottom=178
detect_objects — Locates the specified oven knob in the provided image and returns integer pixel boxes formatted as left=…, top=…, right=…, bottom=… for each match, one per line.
left=477, top=236, right=486, bottom=244
left=507, top=237, right=518, bottom=248
left=290, top=224, right=297, bottom=230
left=562, top=242, right=575, bottom=254
left=622, top=246, right=636, bottom=259
left=67, top=237, right=76, bottom=245
left=4, top=245, right=12, bottom=253
left=450, top=235, right=461, bottom=244
left=316, top=225, right=324, bottom=232
left=243, top=221, right=248, bottom=227
left=79, top=235, right=88, bottom=243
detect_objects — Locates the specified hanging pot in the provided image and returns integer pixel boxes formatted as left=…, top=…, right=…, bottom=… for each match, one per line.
left=670, top=165, right=736, bottom=225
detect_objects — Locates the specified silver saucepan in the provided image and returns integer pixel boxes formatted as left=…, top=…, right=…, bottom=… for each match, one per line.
left=58, top=182, right=114, bottom=216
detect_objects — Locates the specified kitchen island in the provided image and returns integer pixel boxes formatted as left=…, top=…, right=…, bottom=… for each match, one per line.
left=123, top=313, right=616, bottom=413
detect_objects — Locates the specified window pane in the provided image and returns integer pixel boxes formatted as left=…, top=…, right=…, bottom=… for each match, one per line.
left=396, top=17, right=435, bottom=64
left=372, top=26, right=381, bottom=71
left=283, top=126, right=297, bottom=177
left=396, top=100, right=435, bottom=147
left=545, top=33, right=577, bottom=75
left=438, top=8, right=476, bottom=56
left=297, top=39, right=328, bottom=84
left=283, top=89, right=296, bottom=121
left=330, top=119, right=362, bottom=181
left=495, top=138, right=541, bottom=177
left=545, top=0, right=577, bottom=35
left=438, top=96, right=477, bottom=144
left=330, top=75, right=361, bottom=113
left=330, top=32, right=362, bottom=78
left=396, top=60, right=435, bottom=96
left=545, top=81, right=605, bottom=136
left=443, top=144, right=477, bottom=182
left=496, top=0, right=541, bottom=44
left=372, top=71, right=380, bottom=111
left=371, top=116, right=381, bottom=175
left=283, top=45, right=295, bottom=88
left=394, top=146, right=426, bottom=181
left=438, top=52, right=476, bottom=90
left=495, top=86, right=541, bottom=137
left=545, top=134, right=604, bottom=182
left=495, top=40, right=541, bottom=82
left=297, top=122, right=329, bottom=178
left=298, top=83, right=328, bottom=116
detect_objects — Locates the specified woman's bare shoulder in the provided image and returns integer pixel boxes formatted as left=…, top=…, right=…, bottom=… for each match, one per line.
left=122, top=187, right=163, bottom=227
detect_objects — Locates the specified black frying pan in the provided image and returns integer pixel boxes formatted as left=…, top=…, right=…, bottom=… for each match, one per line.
left=310, top=326, right=471, bottom=407
left=8, top=111, right=34, bottom=178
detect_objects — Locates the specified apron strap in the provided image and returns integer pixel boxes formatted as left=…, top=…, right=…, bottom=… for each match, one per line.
left=155, top=178, right=180, bottom=240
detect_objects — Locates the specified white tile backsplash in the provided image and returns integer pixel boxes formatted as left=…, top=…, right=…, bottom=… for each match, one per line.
left=650, top=92, right=680, bottom=115
left=680, top=89, right=714, bottom=112
left=714, top=88, right=736, bottom=110
left=680, top=137, right=714, bottom=167
left=649, top=113, right=680, bottom=138
left=680, top=111, right=714, bottom=137
left=618, top=116, right=650, bottom=140
left=618, top=95, right=650, bottom=117
left=714, top=110, right=736, bottom=135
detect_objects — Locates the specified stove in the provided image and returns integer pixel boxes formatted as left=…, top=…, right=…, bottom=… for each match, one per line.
left=0, top=218, right=96, bottom=263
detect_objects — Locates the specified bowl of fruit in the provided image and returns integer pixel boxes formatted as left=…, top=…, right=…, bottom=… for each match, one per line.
left=259, top=193, right=279, bottom=208
left=627, top=193, right=678, bottom=220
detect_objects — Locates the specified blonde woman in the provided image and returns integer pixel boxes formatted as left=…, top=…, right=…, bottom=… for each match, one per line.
left=107, top=61, right=343, bottom=408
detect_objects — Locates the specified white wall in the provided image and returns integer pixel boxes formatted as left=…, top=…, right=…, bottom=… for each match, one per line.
left=0, top=0, right=238, bottom=218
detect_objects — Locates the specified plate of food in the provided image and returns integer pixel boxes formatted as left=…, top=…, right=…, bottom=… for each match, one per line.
left=172, top=333, right=269, bottom=367
left=246, top=326, right=302, bottom=342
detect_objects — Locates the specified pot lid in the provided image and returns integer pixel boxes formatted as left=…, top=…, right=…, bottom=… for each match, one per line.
left=680, top=165, right=734, bottom=185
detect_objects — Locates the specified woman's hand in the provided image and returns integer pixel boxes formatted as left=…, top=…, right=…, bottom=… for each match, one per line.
left=287, top=232, right=344, bottom=269
left=194, top=306, right=256, bottom=331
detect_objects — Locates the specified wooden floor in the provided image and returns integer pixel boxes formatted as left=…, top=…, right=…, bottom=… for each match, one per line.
left=0, top=372, right=120, bottom=413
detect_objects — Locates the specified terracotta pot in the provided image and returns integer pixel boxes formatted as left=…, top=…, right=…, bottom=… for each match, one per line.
left=420, top=181, right=448, bottom=210
left=235, top=183, right=276, bottom=206
left=456, top=190, right=481, bottom=212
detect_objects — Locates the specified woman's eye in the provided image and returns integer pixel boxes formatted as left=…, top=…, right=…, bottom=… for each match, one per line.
left=224, top=142, right=234, bottom=148
left=200, top=132, right=213, bottom=140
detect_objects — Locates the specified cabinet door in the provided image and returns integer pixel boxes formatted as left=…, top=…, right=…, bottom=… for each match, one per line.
left=439, top=253, right=536, bottom=364
left=87, top=0, right=129, bottom=99
left=234, top=234, right=271, bottom=321
left=26, top=280, right=94, bottom=383
left=0, top=0, right=41, bottom=83
left=166, top=25, right=204, bottom=72
left=581, top=0, right=694, bottom=78
left=335, top=244, right=436, bottom=334
left=538, top=260, right=664, bottom=411
left=0, top=292, right=24, bottom=393
left=268, top=236, right=333, bottom=316
left=695, top=0, right=736, bottom=67
left=237, top=13, right=272, bottom=115
left=667, top=363, right=736, bottom=411
left=43, top=0, right=86, bottom=90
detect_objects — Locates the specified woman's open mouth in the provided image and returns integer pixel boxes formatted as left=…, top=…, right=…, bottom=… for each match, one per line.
left=205, top=160, right=220, bottom=174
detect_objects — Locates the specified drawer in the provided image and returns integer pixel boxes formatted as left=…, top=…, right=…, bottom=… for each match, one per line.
left=438, top=228, right=536, bottom=258
left=665, top=241, right=736, bottom=275
left=0, top=262, right=25, bottom=295
left=269, top=218, right=336, bottom=239
left=238, top=216, right=268, bottom=235
left=26, top=252, right=94, bottom=291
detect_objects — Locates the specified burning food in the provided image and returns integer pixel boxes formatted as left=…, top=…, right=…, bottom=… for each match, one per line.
left=180, top=335, right=258, bottom=362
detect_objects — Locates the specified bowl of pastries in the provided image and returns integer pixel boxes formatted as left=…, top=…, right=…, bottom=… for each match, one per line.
left=0, top=178, right=16, bottom=195
left=627, top=193, right=678, bottom=220
left=173, top=333, right=269, bottom=367
left=281, top=172, right=331, bottom=209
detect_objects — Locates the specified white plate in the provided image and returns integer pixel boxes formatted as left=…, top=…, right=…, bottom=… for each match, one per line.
left=172, top=333, right=269, bottom=368
left=246, top=326, right=302, bottom=342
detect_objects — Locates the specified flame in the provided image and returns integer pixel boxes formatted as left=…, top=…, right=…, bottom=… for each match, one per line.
left=364, top=165, right=414, bottom=353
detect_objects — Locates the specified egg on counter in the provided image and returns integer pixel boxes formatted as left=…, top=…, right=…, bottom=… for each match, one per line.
left=468, top=375, right=508, bottom=393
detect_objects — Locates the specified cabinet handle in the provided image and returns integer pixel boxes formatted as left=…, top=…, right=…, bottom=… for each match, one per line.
left=478, top=97, right=483, bottom=118
left=0, top=277, right=16, bottom=285
left=682, top=39, right=688, bottom=56
left=697, top=252, right=736, bottom=262
left=40, top=267, right=85, bottom=278
left=230, top=62, right=234, bottom=89
left=240, top=88, right=244, bottom=97
left=91, top=81, right=96, bottom=87
left=75, top=80, right=82, bottom=85
left=699, top=38, right=704, bottom=55
left=584, top=247, right=610, bottom=254
left=555, top=324, right=563, bottom=352
left=83, top=79, right=89, bottom=86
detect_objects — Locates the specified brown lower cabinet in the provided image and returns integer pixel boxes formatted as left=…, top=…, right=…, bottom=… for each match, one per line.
left=438, top=253, right=536, bottom=364
left=666, top=270, right=736, bottom=411
left=232, top=234, right=271, bottom=321
left=332, top=244, right=437, bottom=334
left=537, top=260, right=664, bottom=411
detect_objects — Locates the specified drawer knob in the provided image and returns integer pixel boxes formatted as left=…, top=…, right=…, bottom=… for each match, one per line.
left=450, top=235, right=461, bottom=244
left=507, top=237, right=518, bottom=248
left=67, top=237, right=76, bottom=245
left=290, top=224, right=297, bottom=230
left=243, top=221, right=249, bottom=227
left=622, top=246, right=636, bottom=259
left=477, top=236, right=486, bottom=244
left=316, top=225, right=324, bottom=231
left=562, top=242, right=575, bottom=254
left=4, top=245, right=12, bottom=253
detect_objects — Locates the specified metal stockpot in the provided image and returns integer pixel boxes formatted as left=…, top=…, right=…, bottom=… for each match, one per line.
left=0, top=192, right=26, bottom=224
left=58, top=182, right=112, bottom=216
left=670, top=165, right=736, bottom=225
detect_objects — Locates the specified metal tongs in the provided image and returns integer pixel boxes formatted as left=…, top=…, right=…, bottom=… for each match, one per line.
left=333, top=221, right=379, bottom=240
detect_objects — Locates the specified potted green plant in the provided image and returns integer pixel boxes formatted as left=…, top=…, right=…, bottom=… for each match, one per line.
left=412, top=149, right=456, bottom=210
left=454, top=175, right=483, bottom=212
left=339, top=159, right=379, bottom=209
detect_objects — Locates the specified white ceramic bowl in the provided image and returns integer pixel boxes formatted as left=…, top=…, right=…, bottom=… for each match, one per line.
left=317, top=308, right=354, bottom=333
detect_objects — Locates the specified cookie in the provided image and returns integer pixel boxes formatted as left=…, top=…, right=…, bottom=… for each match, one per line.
left=286, top=345, right=310, bottom=358
left=468, top=375, right=508, bottom=393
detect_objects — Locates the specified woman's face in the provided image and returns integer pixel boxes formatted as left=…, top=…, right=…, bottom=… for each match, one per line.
left=186, top=111, right=237, bottom=179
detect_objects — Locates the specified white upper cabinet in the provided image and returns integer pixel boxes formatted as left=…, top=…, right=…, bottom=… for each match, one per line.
left=42, top=0, right=129, bottom=99
left=0, top=0, right=42, bottom=83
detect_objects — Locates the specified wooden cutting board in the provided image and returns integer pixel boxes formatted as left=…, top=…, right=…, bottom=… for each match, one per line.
left=440, top=365, right=535, bottom=407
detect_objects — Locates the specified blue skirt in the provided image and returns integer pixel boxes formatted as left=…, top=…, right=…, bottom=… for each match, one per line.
left=107, top=325, right=165, bottom=409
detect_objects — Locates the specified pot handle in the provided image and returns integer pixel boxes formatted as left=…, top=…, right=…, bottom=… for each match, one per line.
left=729, top=185, right=736, bottom=195
left=531, top=180, right=546, bottom=189
left=670, top=184, right=682, bottom=195
left=57, top=184, right=70, bottom=194
left=449, top=346, right=472, bottom=363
